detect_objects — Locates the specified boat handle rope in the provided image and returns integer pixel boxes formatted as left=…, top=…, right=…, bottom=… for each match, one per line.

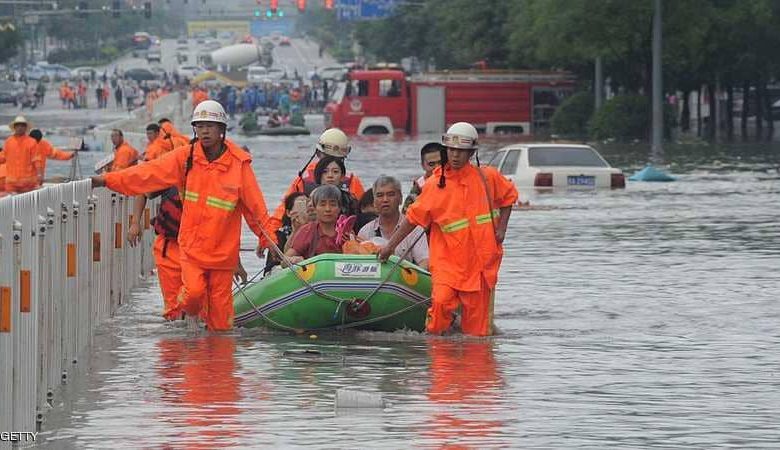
left=234, top=221, right=430, bottom=331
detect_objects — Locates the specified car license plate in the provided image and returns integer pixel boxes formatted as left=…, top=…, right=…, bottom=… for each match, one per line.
left=567, top=175, right=595, bottom=186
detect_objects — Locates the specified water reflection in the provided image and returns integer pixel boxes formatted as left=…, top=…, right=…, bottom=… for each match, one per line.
left=424, top=339, right=507, bottom=447
left=157, top=336, right=245, bottom=448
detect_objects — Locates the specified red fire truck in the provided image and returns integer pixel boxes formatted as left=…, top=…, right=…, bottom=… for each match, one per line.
left=324, top=68, right=575, bottom=136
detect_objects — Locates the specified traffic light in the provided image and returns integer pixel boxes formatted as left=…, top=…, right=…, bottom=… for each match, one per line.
left=324, top=0, right=334, bottom=10
left=112, top=0, right=120, bottom=18
left=254, top=9, right=261, bottom=17
left=278, top=9, right=284, bottom=17
left=297, top=0, right=306, bottom=12
left=266, top=9, right=272, bottom=18
left=270, top=0, right=278, bottom=14
left=75, top=1, right=88, bottom=18
left=143, top=1, right=151, bottom=19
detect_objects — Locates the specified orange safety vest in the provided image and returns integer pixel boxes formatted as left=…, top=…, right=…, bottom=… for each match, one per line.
left=405, top=163, right=518, bottom=291
left=104, top=139, right=277, bottom=269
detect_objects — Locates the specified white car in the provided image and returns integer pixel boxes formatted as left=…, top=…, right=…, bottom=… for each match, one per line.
left=246, top=65, right=268, bottom=83
left=177, top=65, right=205, bottom=79
left=266, top=67, right=287, bottom=81
left=317, top=65, right=348, bottom=81
left=487, top=144, right=626, bottom=189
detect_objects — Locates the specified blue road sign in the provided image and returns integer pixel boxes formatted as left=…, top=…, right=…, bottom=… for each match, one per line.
left=336, top=0, right=398, bottom=21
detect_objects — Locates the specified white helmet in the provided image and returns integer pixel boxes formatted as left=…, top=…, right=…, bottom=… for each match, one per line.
left=442, top=122, right=478, bottom=150
left=191, top=100, right=228, bottom=126
left=316, top=128, right=351, bottom=158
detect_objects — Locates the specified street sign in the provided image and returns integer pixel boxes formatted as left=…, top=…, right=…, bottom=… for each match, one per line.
left=336, top=0, right=397, bottom=21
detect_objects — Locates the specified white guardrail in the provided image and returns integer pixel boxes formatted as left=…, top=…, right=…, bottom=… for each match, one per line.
left=0, top=181, right=156, bottom=447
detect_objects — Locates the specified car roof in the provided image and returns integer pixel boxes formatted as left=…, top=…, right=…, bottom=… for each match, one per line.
left=496, top=143, right=595, bottom=152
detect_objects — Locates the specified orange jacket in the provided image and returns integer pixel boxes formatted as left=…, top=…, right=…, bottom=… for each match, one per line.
left=159, top=122, right=189, bottom=153
left=192, top=89, right=208, bottom=107
left=143, top=137, right=169, bottom=162
left=405, top=163, right=518, bottom=291
left=110, top=142, right=139, bottom=171
left=36, top=139, right=74, bottom=179
left=104, top=139, right=277, bottom=269
left=267, top=159, right=365, bottom=232
left=0, top=134, right=42, bottom=188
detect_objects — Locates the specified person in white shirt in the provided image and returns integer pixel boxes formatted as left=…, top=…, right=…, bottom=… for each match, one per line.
left=358, top=175, right=429, bottom=269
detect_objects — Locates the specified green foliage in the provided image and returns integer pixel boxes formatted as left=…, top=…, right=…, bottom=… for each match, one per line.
left=551, top=92, right=595, bottom=137
left=0, top=28, right=22, bottom=63
left=590, top=95, right=651, bottom=141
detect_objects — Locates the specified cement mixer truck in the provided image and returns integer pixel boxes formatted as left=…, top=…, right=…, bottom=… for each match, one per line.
left=209, top=43, right=272, bottom=70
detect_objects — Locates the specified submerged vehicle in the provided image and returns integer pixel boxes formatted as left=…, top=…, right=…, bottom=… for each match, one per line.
left=233, top=254, right=431, bottom=332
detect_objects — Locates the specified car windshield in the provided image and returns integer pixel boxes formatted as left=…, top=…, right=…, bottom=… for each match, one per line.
left=486, top=151, right=505, bottom=168
left=528, top=147, right=608, bottom=167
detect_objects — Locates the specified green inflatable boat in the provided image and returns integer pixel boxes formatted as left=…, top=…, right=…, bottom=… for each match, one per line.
left=233, top=254, right=431, bottom=332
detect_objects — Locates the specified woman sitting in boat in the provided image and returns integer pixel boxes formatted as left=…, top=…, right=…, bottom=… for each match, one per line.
left=306, top=155, right=360, bottom=219
left=267, top=111, right=282, bottom=128
left=284, top=184, right=344, bottom=265
left=264, top=191, right=313, bottom=274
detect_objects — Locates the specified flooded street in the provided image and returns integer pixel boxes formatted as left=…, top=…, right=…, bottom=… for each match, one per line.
left=38, top=137, right=780, bottom=448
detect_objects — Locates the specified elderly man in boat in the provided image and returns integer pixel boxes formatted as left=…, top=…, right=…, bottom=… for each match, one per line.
left=358, top=175, right=429, bottom=270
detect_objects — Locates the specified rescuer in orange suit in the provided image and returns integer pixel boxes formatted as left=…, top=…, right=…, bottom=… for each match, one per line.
left=379, top=122, right=518, bottom=337
left=260, top=128, right=365, bottom=254
left=92, top=100, right=277, bottom=331
left=128, top=124, right=185, bottom=321
left=28, top=128, right=75, bottom=187
left=0, top=116, right=42, bottom=193
left=192, top=86, right=208, bottom=108
left=109, top=129, right=139, bottom=172
left=158, top=117, right=190, bottom=151
left=142, top=123, right=168, bottom=161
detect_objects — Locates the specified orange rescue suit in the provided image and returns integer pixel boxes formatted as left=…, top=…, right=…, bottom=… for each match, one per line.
left=159, top=122, right=190, bottom=153
left=0, top=134, right=42, bottom=193
left=267, top=159, right=366, bottom=232
left=143, top=137, right=169, bottom=162
left=104, top=139, right=277, bottom=330
left=35, top=138, right=74, bottom=184
left=110, top=142, right=139, bottom=172
left=406, top=163, right=518, bottom=336
left=143, top=137, right=184, bottom=321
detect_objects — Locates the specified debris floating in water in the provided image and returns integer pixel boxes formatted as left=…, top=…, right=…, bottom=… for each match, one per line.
left=335, top=389, right=386, bottom=409
left=629, top=165, right=676, bottom=182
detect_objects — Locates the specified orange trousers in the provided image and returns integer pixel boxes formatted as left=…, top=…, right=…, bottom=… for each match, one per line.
left=175, top=258, right=235, bottom=331
left=153, top=236, right=183, bottom=320
left=427, top=276, right=495, bottom=337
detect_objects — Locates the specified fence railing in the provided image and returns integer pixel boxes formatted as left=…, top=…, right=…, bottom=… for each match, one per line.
left=0, top=181, right=155, bottom=447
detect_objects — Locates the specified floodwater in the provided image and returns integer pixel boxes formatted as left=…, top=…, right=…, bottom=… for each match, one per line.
left=37, top=137, right=780, bottom=448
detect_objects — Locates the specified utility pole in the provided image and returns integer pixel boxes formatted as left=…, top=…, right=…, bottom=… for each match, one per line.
left=594, top=56, right=603, bottom=111
left=651, top=0, right=663, bottom=163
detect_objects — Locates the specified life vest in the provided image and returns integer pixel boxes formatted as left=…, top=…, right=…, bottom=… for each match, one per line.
left=151, top=187, right=182, bottom=240
left=149, top=143, right=195, bottom=256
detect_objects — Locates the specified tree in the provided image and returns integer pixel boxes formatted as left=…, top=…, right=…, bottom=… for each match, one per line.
left=0, top=27, right=22, bottom=63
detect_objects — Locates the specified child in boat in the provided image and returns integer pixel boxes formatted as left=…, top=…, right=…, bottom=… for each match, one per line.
left=264, top=191, right=313, bottom=274
left=284, top=184, right=344, bottom=265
